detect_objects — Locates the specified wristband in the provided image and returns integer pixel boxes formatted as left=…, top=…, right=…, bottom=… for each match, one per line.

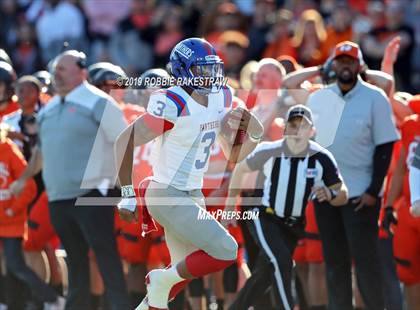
left=117, top=197, right=137, bottom=212
left=121, top=185, right=135, bottom=198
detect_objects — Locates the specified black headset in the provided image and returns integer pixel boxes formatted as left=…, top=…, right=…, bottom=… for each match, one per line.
left=75, top=51, right=87, bottom=69
left=61, top=41, right=87, bottom=69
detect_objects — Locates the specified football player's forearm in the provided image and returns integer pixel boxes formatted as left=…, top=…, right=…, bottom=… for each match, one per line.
left=228, top=163, right=246, bottom=197
left=230, top=140, right=258, bottom=163
left=384, top=153, right=405, bottom=207
left=386, top=161, right=404, bottom=207
left=115, top=126, right=134, bottom=187
left=391, top=95, right=413, bottom=121
left=116, top=115, right=162, bottom=186
left=229, top=113, right=263, bottom=163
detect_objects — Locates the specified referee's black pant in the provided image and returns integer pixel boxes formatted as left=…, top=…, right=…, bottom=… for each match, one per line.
left=239, top=189, right=263, bottom=271
left=48, top=189, right=129, bottom=310
left=229, top=209, right=304, bottom=310
left=314, top=198, right=384, bottom=310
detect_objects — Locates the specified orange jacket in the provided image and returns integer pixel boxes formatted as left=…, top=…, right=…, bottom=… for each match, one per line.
left=0, top=138, right=37, bottom=237
left=0, top=99, right=19, bottom=122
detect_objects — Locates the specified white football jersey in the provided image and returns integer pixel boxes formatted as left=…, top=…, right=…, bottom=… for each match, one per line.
left=146, top=86, right=233, bottom=191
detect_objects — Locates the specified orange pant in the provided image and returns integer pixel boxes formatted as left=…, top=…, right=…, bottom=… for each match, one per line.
left=394, top=198, right=420, bottom=285
left=23, top=192, right=60, bottom=251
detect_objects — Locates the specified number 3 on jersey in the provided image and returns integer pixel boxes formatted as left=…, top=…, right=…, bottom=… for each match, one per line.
left=152, top=101, right=166, bottom=117
left=195, top=131, right=216, bottom=169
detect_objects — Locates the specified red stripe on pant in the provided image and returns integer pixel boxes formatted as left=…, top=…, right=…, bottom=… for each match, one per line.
left=169, top=280, right=190, bottom=301
left=186, top=250, right=235, bottom=277
left=167, top=251, right=235, bottom=301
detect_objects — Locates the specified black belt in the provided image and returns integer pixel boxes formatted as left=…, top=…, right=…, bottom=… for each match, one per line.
left=259, top=206, right=304, bottom=228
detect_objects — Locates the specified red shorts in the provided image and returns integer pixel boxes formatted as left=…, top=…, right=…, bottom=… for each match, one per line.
left=117, top=182, right=174, bottom=267
left=117, top=219, right=153, bottom=264
left=229, top=224, right=245, bottom=265
left=114, top=212, right=124, bottom=256
left=394, top=197, right=420, bottom=285
left=23, top=192, right=60, bottom=251
left=117, top=209, right=172, bottom=267
left=147, top=235, right=171, bottom=268
left=378, top=207, right=389, bottom=239
left=293, top=238, right=307, bottom=263
left=236, top=245, right=245, bottom=266
left=304, top=201, right=324, bottom=263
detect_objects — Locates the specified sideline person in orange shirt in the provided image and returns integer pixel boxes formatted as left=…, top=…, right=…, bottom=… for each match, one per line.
left=0, top=131, right=62, bottom=308
left=385, top=97, right=420, bottom=310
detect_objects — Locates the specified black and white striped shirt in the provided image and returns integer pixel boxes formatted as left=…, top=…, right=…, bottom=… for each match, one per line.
left=246, top=140, right=342, bottom=219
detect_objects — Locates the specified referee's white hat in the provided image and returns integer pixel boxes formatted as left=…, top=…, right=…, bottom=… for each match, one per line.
left=286, top=104, right=313, bottom=125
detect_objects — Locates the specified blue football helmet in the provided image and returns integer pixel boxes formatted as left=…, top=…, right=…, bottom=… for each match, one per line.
left=168, top=38, right=224, bottom=94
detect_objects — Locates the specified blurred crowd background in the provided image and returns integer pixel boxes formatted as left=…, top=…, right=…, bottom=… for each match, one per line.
left=1, top=0, right=419, bottom=92
left=1, top=1, right=420, bottom=310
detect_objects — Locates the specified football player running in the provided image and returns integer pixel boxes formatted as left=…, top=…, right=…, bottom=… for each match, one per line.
left=114, top=38, right=264, bottom=310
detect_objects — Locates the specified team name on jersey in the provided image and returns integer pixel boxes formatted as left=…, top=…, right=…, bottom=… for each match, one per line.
left=200, top=121, right=220, bottom=132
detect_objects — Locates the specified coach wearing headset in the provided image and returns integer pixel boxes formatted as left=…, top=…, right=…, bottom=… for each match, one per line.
left=10, top=50, right=130, bottom=310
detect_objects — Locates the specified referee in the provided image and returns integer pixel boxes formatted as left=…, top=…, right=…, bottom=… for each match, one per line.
left=225, top=105, right=348, bottom=310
